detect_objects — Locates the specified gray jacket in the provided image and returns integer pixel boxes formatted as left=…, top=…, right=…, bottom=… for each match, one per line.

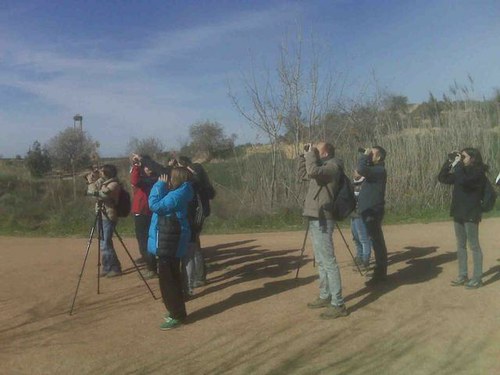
left=357, top=154, right=387, bottom=214
left=298, top=151, right=341, bottom=220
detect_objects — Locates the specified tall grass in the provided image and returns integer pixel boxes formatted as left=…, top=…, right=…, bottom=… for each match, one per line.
left=0, top=98, right=498, bottom=237
left=206, top=97, right=499, bottom=224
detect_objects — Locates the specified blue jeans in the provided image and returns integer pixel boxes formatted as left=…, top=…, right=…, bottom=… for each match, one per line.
left=454, top=221, right=482, bottom=282
left=351, top=217, right=371, bottom=264
left=182, top=242, right=197, bottom=294
left=100, top=219, right=121, bottom=273
left=309, top=219, right=344, bottom=306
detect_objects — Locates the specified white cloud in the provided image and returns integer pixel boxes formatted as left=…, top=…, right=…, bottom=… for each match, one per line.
left=0, top=4, right=301, bottom=156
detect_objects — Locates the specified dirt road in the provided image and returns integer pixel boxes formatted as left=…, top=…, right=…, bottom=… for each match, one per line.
left=1, top=218, right=499, bottom=374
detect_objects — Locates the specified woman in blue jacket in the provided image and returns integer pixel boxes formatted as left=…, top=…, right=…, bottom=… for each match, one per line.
left=148, top=167, right=194, bottom=330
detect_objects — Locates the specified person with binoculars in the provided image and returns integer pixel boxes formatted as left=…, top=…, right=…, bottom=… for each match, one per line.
left=86, top=164, right=123, bottom=278
left=356, top=146, right=389, bottom=286
left=438, top=148, right=489, bottom=289
left=298, top=142, right=349, bottom=320
left=130, top=153, right=159, bottom=279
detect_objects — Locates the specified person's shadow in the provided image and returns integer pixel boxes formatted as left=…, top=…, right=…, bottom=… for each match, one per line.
left=482, top=264, right=500, bottom=286
left=344, top=246, right=456, bottom=313
left=187, top=240, right=315, bottom=322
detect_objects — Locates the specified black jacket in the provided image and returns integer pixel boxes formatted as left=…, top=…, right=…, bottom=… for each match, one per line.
left=357, top=155, right=387, bottom=214
left=438, top=161, right=486, bottom=222
left=190, top=163, right=215, bottom=218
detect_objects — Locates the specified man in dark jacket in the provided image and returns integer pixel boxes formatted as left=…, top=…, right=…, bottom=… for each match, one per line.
left=298, top=142, right=348, bottom=319
left=130, top=154, right=159, bottom=279
left=357, top=146, right=388, bottom=286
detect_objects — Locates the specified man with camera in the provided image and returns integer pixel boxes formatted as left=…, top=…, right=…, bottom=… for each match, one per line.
left=130, top=154, right=159, bottom=279
left=356, top=146, right=388, bottom=286
left=86, top=164, right=123, bottom=277
left=298, top=142, right=348, bottom=319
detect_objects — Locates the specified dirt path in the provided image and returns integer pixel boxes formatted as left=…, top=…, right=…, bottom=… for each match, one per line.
left=1, top=218, right=499, bottom=374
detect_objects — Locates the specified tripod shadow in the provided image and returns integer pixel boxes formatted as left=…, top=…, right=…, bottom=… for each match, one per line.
left=122, top=263, right=147, bottom=275
left=345, top=246, right=455, bottom=313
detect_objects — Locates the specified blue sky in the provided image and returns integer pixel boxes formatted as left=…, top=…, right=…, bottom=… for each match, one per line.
left=1, top=0, right=499, bottom=157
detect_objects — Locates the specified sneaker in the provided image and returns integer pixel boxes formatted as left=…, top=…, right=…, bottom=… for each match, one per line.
left=450, top=276, right=468, bottom=286
left=160, top=317, right=182, bottom=330
left=464, top=279, right=482, bottom=289
left=106, top=270, right=122, bottom=278
left=320, top=305, right=349, bottom=319
left=307, top=297, right=331, bottom=309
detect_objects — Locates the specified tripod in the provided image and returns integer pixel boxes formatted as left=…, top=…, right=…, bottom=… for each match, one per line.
left=69, top=201, right=158, bottom=315
left=295, top=219, right=366, bottom=279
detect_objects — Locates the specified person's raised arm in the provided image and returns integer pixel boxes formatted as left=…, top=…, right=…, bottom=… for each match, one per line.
left=148, top=175, right=177, bottom=215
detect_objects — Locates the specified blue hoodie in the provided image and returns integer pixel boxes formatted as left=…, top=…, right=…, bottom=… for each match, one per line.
left=147, top=181, right=194, bottom=258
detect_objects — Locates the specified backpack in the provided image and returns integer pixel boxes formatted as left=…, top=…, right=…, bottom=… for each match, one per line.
left=331, top=169, right=357, bottom=221
left=481, top=178, right=497, bottom=212
left=116, top=186, right=132, bottom=217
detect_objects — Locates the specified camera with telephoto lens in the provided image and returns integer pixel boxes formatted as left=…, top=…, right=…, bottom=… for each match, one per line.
left=358, top=147, right=366, bottom=153
left=83, top=165, right=100, bottom=184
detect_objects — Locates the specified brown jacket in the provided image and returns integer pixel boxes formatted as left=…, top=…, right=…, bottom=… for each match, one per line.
left=87, top=177, right=121, bottom=222
left=298, top=151, right=341, bottom=220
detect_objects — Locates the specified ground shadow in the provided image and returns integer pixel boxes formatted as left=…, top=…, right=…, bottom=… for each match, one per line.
left=482, top=264, right=500, bottom=286
left=193, top=247, right=312, bottom=299
left=188, top=275, right=316, bottom=323
left=203, top=239, right=257, bottom=257
left=344, top=246, right=456, bottom=313
left=386, top=246, right=439, bottom=267
left=186, top=240, right=315, bottom=321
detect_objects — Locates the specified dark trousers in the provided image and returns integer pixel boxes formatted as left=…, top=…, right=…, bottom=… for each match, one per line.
left=134, top=214, right=156, bottom=272
left=361, top=209, right=388, bottom=277
left=193, top=234, right=206, bottom=282
left=158, top=256, right=186, bottom=320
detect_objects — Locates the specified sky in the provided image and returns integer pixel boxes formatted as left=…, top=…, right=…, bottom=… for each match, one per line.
left=1, top=0, right=499, bottom=157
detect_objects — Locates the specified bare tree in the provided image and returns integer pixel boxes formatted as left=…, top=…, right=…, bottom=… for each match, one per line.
left=229, top=32, right=340, bottom=208
left=46, top=127, right=99, bottom=199
left=47, top=128, right=98, bottom=171
left=187, top=120, right=235, bottom=160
